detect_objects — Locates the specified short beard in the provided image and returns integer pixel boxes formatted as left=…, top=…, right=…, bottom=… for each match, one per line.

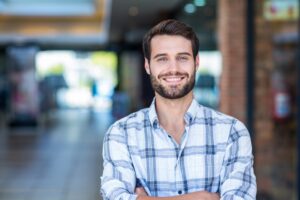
left=149, top=69, right=196, bottom=99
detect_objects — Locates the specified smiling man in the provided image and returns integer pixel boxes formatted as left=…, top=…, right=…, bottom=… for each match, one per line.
left=101, top=19, right=256, bottom=200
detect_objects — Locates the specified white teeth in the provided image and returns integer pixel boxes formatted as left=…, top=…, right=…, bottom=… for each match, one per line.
left=164, top=77, right=182, bottom=82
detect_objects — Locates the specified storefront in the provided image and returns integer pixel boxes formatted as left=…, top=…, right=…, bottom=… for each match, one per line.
left=254, top=0, right=299, bottom=199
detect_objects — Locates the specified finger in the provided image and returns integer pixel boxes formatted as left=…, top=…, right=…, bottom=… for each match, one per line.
left=135, top=187, right=147, bottom=195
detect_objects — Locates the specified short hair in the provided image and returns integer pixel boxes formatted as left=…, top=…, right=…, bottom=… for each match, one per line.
left=142, top=19, right=199, bottom=61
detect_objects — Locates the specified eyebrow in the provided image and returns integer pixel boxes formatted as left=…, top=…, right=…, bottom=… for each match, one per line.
left=177, top=52, right=192, bottom=57
left=153, top=53, right=167, bottom=59
left=152, top=52, right=192, bottom=59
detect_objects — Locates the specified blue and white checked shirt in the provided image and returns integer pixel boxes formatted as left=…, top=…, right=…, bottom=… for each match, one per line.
left=101, top=99, right=256, bottom=200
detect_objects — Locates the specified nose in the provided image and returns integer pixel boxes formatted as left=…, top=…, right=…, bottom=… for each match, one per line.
left=168, top=58, right=179, bottom=71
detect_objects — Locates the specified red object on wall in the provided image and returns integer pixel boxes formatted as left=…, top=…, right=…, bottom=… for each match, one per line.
left=271, top=71, right=291, bottom=122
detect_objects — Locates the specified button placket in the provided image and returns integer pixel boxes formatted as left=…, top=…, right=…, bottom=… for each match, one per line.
left=174, top=161, right=182, bottom=195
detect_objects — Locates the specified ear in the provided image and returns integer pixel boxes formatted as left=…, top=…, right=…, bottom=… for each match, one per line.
left=195, top=54, right=200, bottom=71
left=144, top=58, right=150, bottom=74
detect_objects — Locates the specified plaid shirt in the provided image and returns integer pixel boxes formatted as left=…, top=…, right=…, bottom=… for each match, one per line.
left=101, top=99, right=256, bottom=200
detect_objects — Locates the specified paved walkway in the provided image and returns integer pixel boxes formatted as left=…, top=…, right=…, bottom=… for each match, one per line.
left=0, top=109, right=113, bottom=200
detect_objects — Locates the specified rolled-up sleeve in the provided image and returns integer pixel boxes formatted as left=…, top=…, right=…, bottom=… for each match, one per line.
left=220, top=120, right=257, bottom=200
left=101, top=124, right=137, bottom=200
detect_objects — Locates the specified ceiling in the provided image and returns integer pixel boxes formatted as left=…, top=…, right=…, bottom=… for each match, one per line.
left=109, top=0, right=184, bottom=44
left=109, top=0, right=218, bottom=49
left=0, top=0, right=219, bottom=49
left=0, top=0, right=185, bottom=47
left=0, top=0, right=95, bottom=16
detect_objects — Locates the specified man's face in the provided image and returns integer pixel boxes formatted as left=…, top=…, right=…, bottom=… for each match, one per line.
left=144, top=35, right=199, bottom=99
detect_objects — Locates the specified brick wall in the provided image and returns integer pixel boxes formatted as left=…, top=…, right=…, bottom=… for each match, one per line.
left=254, top=1, right=297, bottom=199
left=218, top=0, right=298, bottom=199
left=218, top=0, right=247, bottom=123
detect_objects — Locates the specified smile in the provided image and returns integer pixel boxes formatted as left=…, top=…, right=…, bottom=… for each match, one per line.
left=162, top=76, right=185, bottom=83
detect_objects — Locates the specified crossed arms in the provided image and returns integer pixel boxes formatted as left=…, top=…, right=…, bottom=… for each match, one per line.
left=101, top=121, right=257, bottom=200
left=135, top=187, right=219, bottom=200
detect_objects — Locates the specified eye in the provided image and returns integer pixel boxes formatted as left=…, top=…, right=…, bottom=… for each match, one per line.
left=177, top=56, right=188, bottom=61
left=157, top=57, right=168, bottom=62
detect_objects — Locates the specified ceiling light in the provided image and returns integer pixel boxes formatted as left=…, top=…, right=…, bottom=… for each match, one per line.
left=194, top=0, right=206, bottom=7
left=184, top=3, right=196, bottom=14
left=128, top=6, right=139, bottom=16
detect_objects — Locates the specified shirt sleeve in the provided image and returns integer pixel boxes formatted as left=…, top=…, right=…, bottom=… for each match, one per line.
left=100, top=124, right=138, bottom=200
left=219, top=120, right=257, bottom=200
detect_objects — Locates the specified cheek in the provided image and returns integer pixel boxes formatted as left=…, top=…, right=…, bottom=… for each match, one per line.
left=149, top=67, right=162, bottom=77
left=179, top=60, right=195, bottom=69
left=186, top=66, right=196, bottom=78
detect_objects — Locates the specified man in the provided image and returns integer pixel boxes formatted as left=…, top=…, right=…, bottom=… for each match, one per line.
left=101, top=19, right=256, bottom=200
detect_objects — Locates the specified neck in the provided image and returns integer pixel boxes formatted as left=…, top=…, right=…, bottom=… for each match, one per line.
left=155, top=92, right=193, bottom=127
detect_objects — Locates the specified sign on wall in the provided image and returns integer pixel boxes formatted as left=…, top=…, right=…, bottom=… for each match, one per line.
left=264, top=0, right=299, bottom=21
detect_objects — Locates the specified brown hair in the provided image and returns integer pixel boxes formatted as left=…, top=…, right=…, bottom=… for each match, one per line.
left=143, top=19, right=199, bottom=61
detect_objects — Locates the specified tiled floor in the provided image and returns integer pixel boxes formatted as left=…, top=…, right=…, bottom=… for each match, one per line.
left=0, top=109, right=113, bottom=200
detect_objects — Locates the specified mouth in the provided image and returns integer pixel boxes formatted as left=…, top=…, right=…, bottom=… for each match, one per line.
left=162, top=76, right=186, bottom=84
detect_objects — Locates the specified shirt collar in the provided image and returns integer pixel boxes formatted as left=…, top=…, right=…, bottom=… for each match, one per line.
left=148, top=98, right=200, bottom=128
left=184, top=98, right=199, bottom=125
left=148, top=98, right=159, bottom=128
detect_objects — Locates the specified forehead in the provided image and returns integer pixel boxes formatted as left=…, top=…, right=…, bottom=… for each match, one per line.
left=150, top=35, right=193, bottom=56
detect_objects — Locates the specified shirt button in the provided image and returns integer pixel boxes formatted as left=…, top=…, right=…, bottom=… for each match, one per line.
left=178, top=190, right=182, bottom=194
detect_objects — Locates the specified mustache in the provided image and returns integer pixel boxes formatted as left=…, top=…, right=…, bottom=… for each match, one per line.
left=158, top=71, right=189, bottom=79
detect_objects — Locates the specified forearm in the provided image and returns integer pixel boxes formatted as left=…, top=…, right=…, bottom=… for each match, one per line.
left=101, top=180, right=137, bottom=200
left=137, top=191, right=219, bottom=200
left=101, top=125, right=138, bottom=200
left=219, top=120, right=257, bottom=200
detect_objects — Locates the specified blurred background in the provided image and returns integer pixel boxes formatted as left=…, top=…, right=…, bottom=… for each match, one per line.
left=0, top=0, right=298, bottom=199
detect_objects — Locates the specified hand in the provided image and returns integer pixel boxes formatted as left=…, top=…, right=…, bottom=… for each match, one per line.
left=193, top=191, right=220, bottom=200
left=135, top=189, right=219, bottom=200
left=135, top=187, right=148, bottom=197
